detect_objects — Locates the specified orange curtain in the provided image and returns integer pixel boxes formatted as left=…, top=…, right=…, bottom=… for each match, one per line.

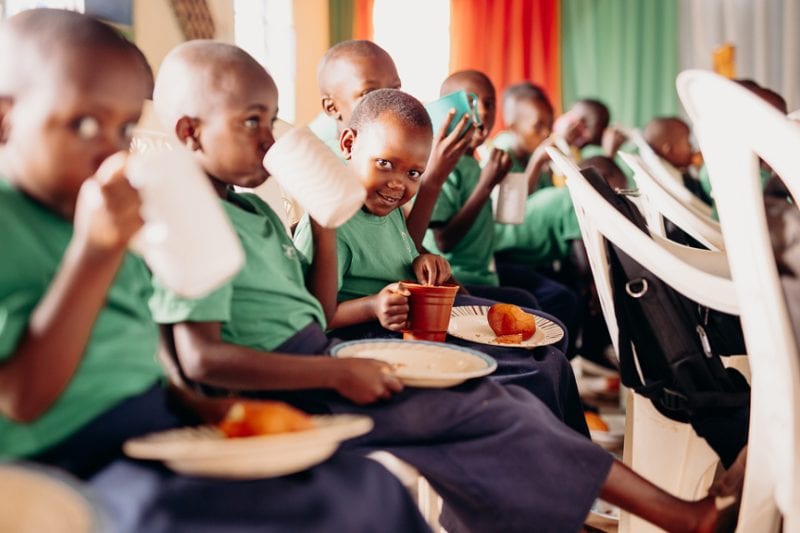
left=353, top=0, right=374, bottom=40
left=449, top=0, right=561, bottom=132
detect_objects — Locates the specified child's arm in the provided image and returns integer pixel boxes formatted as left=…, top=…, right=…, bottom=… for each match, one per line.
left=405, top=112, right=474, bottom=248
left=171, top=321, right=402, bottom=405
left=304, top=218, right=338, bottom=324
left=524, top=139, right=556, bottom=195
left=329, top=282, right=410, bottom=331
left=0, top=153, right=142, bottom=422
left=431, top=148, right=511, bottom=252
left=328, top=254, right=451, bottom=330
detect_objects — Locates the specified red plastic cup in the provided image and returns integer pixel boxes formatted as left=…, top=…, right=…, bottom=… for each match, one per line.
left=402, top=282, right=459, bottom=342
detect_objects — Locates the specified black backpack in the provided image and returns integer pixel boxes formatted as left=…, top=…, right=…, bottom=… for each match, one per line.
left=580, top=167, right=750, bottom=468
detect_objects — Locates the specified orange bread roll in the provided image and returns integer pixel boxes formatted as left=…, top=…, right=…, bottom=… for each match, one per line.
left=218, top=401, right=314, bottom=438
left=487, top=304, right=536, bottom=340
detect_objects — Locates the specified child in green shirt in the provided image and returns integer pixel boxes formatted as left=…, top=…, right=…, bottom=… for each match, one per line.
left=316, top=39, right=474, bottom=247
left=151, top=42, right=727, bottom=533
left=0, top=11, right=432, bottom=533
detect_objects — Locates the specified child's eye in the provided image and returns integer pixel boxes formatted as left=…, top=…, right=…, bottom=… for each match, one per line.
left=74, top=116, right=100, bottom=140
left=376, top=159, right=392, bottom=170
left=408, top=170, right=422, bottom=180
left=244, top=117, right=261, bottom=129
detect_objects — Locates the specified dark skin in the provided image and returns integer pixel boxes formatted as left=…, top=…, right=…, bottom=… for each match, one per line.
left=0, top=47, right=150, bottom=422
left=318, top=50, right=474, bottom=249
left=431, top=72, right=512, bottom=253
left=168, top=51, right=402, bottom=405
left=329, top=113, right=452, bottom=331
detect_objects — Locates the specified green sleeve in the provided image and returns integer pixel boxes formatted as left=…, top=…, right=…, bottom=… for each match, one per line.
left=149, top=278, right=233, bottom=324
left=292, top=213, right=313, bottom=263
left=335, top=238, right=352, bottom=292
left=556, top=194, right=583, bottom=258
left=0, top=289, right=38, bottom=360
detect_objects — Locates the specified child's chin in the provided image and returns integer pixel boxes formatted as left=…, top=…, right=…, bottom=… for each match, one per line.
left=363, top=202, right=397, bottom=217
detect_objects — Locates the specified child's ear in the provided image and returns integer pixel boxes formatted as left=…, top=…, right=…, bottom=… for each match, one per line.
left=660, top=142, right=672, bottom=156
left=0, top=96, right=13, bottom=144
left=175, top=116, right=201, bottom=151
left=340, top=128, right=356, bottom=160
left=321, top=95, right=341, bottom=121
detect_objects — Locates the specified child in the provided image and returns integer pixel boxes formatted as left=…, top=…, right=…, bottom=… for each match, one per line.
left=316, top=39, right=473, bottom=247
left=643, top=116, right=711, bottom=204
left=490, top=81, right=556, bottom=191
left=0, top=10, right=431, bottom=533
left=152, top=42, right=727, bottom=533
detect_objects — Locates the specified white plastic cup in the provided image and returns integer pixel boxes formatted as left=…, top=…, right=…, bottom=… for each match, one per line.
left=493, top=172, right=527, bottom=224
left=127, top=144, right=244, bottom=298
left=263, top=126, right=366, bottom=228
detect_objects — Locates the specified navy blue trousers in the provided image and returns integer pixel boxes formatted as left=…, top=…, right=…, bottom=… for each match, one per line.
left=32, top=385, right=431, bottom=533
left=255, top=324, right=613, bottom=533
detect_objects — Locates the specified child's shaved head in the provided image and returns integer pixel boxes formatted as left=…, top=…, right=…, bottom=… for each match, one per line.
left=317, top=40, right=401, bottom=130
left=503, top=82, right=553, bottom=125
left=349, top=88, right=432, bottom=133
left=643, top=117, right=689, bottom=149
left=154, top=40, right=276, bottom=135
left=441, top=70, right=493, bottom=99
left=0, top=8, right=151, bottom=98
left=644, top=117, right=694, bottom=168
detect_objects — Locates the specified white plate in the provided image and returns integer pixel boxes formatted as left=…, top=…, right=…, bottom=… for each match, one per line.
left=123, top=414, right=373, bottom=479
left=330, top=339, right=497, bottom=388
left=589, top=413, right=625, bottom=450
left=0, top=463, right=106, bottom=533
left=448, top=305, right=565, bottom=348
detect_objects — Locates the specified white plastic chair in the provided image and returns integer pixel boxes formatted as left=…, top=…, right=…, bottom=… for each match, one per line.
left=678, top=69, right=800, bottom=533
left=547, top=146, right=739, bottom=533
left=618, top=151, right=725, bottom=252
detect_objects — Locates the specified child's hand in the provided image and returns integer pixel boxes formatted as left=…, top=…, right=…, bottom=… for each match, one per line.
left=478, top=147, right=512, bottom=190
left=73, top=151, right=143, bottom=253
left=373, top=282, right=411, bottom=331
left=601, top=125, right=628, bottom=157
left=425, top=110, right=475, bottom=186
left=412, top=253, right=452, bottom=286
left=332, top=358, right=403, bottom=405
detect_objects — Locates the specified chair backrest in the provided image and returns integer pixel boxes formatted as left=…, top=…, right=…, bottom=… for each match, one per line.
left=625, top=129, right=716, bottom=219
left=547, top=147, right=738, bottom=317
left=678, top=69, right=800, bottom=530
left=618, top=151, right=725, bottom=251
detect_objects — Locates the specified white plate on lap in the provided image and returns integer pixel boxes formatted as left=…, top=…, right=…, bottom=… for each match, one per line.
left=330, top=339, right=497, bottom=388
left=448, top=305, right=565, bottom=349
left=123, top=414, right=373, bottom=479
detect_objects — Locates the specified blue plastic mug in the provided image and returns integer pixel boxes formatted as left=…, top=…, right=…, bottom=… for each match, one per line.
left=425, top=90, right=481, bottom=137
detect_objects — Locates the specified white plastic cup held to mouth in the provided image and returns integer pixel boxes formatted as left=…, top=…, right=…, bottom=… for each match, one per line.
left=127, top=143, right=244, bottom=298
left=262, top=126, right=366, bottom=228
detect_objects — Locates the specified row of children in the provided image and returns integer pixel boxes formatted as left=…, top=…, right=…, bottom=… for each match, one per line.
left=0, top=8, right=733, bottom=532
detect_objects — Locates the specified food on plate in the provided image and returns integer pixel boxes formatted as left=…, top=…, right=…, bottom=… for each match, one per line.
left=584, top=411, right=609, bottom=432
left=487, top=303, right=536, bottom=341
left=218, top=400, right=314, bottom=438
left=495, top=333, right=524, bottom=344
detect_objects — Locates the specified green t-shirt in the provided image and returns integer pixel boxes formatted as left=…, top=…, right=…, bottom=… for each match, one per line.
left=494, top=186, right=582, bottom=266
left=150, top=191, right=325, bottom=351
left=295, top=208, right=418, bottom=302
left=422, top=156, right=498, bottom=286
left=0, top=180, right=161, bottom=459
left=698, top=164, right=773, bottom=221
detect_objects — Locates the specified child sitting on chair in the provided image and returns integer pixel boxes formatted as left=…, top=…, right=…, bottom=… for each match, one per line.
left=642, top=116, right=710, bottom=204
left=152, top=43, right=731, bottom=532
left=0, top=10, right=430, bottom=533
left=316, top=39, right=473, bottom=247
